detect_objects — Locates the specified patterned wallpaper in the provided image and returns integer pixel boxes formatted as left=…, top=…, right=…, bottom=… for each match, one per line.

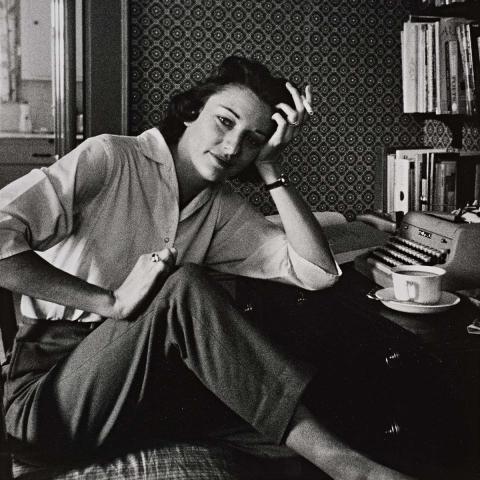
left=129, top=0, right=480, bottom=219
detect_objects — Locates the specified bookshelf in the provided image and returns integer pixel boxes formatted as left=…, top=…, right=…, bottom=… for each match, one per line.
left=413, top=1, right=480, bottom=20
left=401, top=0, right=480, bottom=148
left=375, top=146, right=480, bottom=214
left=379, top=1, right=480, bottom=216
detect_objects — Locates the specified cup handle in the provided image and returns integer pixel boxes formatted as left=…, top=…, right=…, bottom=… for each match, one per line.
left=406, top=281, right=417, bottom=301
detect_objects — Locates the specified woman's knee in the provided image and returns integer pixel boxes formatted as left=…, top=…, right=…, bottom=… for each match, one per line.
left=163, top=263, right=216, bottom=294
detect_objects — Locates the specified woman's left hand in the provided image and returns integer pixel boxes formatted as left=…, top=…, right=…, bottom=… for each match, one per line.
left=255, top=83, right=312, bottom=176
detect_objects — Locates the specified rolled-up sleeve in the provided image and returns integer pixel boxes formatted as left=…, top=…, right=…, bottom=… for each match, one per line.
left=0, top=137, right=108, bottom=260
left=205, top=188, right=341, bottom=291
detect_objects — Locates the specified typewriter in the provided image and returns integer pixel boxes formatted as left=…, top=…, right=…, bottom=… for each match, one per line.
left=354, top=211, right=480, bottom=291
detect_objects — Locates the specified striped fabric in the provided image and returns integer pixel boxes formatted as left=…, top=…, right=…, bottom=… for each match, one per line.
left=12, top=442, right=326, bottom=480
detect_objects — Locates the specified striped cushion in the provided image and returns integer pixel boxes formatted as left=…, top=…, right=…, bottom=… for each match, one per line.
left=13, top=442, right=324, bottom=480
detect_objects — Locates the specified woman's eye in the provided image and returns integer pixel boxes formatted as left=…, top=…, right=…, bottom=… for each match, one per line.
left=217, top=116, right=233, bottom=128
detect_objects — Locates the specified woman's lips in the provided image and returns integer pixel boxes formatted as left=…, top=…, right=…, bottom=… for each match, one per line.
left=209, top=152, right=231, bottom=169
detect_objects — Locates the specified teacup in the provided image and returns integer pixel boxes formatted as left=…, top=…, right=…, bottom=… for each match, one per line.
left=391, top=265, right=446, bottom=304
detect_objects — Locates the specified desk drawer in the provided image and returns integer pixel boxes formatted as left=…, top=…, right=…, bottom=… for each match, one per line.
left=234, top=276, right=467, bottom=476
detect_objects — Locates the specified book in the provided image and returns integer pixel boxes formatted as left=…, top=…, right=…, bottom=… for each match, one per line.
left=389, top=148, right=450, bottom=212
left=402, top=21, right=419, bottom=113
left=444, top=161, right=458, bottom=210
left=430, top=153, right=459, bottom=212
left=393, top=150, right=426, bottom=213
left=393, top=155, right=412, bottom=213
left=418, top=23, right=428, bottom=113
left=435, top=21, right=442, bottom=114
left=399, top=152, right=425, bottom=211
left=433, top=159, right=458, bottom=211
left=449, top=35, right=461, bottom=112
left=386, top=152, right=396, bottom=212
left=458, top=23, right=476, bottom=115
left=469, top=23, right=480, bottom=115
left=427, top=22, right=437, bottom=113
left=475, top=162, right=480, bottom=203
left=452, top=151, right=480, bottom=207
left=413, top=153, right=425, bottom=210
left=437, top=18, right=468, bottom=113
left=427, top=152, right=435, bottom=208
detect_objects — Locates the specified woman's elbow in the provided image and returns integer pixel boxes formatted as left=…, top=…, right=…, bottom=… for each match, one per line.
left=303, top=271, right=341, bottom=292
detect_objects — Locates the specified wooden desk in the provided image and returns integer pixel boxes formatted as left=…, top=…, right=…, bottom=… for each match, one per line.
left=234, top=264, right=480, bottom=480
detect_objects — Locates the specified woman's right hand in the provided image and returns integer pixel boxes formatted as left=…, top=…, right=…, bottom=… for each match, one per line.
left=109, top=247, right=177, bottom=320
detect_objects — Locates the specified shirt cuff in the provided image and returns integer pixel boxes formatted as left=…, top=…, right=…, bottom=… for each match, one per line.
left=287, top=244, right=342, bottom=291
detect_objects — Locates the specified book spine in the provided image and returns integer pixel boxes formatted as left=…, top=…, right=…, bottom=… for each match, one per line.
left=445, top=40, right=452, bottom=113
left=402, top=22, right=418, bottom=113
left=418, top=24, right=427, bottom=113
left=427, top=152, right=436, bottom=209
left=433, top=162, right=446, bottom=211
left=414, top=154, right=424, bottom=211
left=408, top=161, right=416, bottom=211
left=431, top=22, right=437, bottom=113
left=443, top=161, right=458, bottom=210
left=448, top=39, right=460, bottom=113
left=435, top=21, right=443, bottom=114
left=457, top=39, right=467, bottom=115
left=427, top=23, right=435, bottom=112
left=420, top=178, right=429, bottom=211
left=465, top=24, right=477, bottom=115
left=458, top=23, right=475, bottom=115
left=475, top=163, right=480, bottom=203
left=469, top=24, right=480, bottom=115
left=438, top=19, right=450, bottom=113
left=393, top=157, right=411, bottom=213
left=386, top=153, right=396, bottom=212
left=438, top=18, right=465, bottom=114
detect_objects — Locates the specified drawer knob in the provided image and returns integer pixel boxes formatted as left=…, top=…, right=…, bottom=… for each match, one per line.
left=385, top=421, right=401, bottom=436
left=384, top=351, right=401, bottom=367
left=243, top=303, right=254, bottom=313
left=296, top=291, right=306, bottom=306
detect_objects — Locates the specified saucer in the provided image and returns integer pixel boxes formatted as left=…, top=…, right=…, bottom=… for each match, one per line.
left=374, top=288, right=460, bottom=314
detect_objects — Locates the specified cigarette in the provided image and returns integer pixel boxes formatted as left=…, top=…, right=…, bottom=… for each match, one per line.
left=303, top=98, right=313, bottom=115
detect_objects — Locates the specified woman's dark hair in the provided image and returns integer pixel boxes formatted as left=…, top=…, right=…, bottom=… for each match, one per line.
left=158, top=56, right=294, bottom=182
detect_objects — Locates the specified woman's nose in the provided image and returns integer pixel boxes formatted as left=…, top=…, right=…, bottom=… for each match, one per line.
left=223, top=132, right=242, bottom=156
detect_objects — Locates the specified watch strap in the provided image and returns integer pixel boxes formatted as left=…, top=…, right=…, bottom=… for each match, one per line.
left=265, top=174, right=289, bottom=191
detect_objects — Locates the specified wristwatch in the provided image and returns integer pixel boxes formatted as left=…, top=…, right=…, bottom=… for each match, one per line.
left=265, top=174, right=289, bottom=191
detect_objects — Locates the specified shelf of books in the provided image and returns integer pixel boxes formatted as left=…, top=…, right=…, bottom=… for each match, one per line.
left=401, top=10, right=480, bottom=116
left=378, top=147, right=480, bottom=215
left=416, top=1, right=480, bottom=19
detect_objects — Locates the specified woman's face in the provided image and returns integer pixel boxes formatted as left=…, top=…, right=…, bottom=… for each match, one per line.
left=179, top=85, right=274, bottom=183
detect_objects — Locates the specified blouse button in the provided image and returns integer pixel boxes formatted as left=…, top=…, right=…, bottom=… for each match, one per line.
left=164, top=237, right=170, bottom=243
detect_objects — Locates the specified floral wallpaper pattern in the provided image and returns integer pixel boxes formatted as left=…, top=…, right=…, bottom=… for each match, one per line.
left=129, top=0, right=480, bottom=219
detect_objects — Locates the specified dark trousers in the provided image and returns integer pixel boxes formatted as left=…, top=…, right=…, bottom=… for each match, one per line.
left=3, top=264, right=316, bottom=461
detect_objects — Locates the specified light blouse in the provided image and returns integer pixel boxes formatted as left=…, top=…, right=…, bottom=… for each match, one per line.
left=0, top=128, right=340, bottom=322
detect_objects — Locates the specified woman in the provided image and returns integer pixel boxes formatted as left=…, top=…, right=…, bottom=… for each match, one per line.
left=0, top=56, right=414, bottom=479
